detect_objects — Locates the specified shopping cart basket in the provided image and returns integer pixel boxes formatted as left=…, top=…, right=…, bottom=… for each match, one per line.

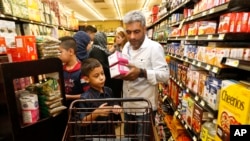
left=62, top=97, right=158, bottom=141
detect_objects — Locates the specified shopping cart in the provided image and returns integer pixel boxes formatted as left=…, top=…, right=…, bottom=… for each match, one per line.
left=62, top=97, right=158, bottom=141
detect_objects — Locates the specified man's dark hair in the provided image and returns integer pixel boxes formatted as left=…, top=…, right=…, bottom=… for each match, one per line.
left=84, top=25, right=97, bottom=33
left=59, top=36, right=77, bottom=52
left=81, top=58, right=102, bottom=76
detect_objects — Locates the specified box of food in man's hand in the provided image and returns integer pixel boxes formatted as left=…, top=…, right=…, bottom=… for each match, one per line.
left=109, top=63, right=129, bottom=79
left=108, top=51, right=129, bottom=67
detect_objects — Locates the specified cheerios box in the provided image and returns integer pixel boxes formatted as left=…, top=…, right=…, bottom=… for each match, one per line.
left=215, top=80, right=250, bottom=141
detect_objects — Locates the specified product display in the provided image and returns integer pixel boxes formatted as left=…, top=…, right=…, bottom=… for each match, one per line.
left=150, top=0, right=250, bottom=140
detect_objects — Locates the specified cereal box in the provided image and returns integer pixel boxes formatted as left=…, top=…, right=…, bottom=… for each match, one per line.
left=185, top=97, right=195, bottom=129
left=215, top=81, right=250, bottom=141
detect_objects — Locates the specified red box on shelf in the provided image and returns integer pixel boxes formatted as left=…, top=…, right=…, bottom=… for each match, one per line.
left=236, top=12, right=249, bottom=33
left=0, top=37, right=7, bottom=54
left=15, top=36, right=38, bottom=61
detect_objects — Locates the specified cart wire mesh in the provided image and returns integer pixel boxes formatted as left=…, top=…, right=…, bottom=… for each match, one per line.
left=62, top=98, right=157, bottom=141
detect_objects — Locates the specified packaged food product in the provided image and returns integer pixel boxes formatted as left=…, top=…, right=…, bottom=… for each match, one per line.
left=215, top=80, right=250, bottom=141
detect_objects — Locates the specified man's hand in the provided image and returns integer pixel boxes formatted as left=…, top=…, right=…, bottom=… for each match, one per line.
left=121, top=64, right=140, bottom=81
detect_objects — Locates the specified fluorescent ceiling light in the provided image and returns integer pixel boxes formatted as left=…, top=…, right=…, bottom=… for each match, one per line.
left=114, top=0, right=122, bottom=20
left=142, top=0, right=150, bottom=11
left=81, top=0, right=105, bottom=20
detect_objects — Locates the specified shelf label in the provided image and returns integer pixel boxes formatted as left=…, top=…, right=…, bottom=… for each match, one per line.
left=181, top=120, right=185, bottom=124
left=162, top=95, right=168, bottom=102
left=192, top=60, right=196, bottom=65
left=193, top=136, right=197, bottom=141
left=174, top=111, right=179, bottom=116
left=218, top=34, right=225, bottom=40
left=185, top=58, right=189, bottom=62
left=190, top=16, right=194, bottom=20
left=178, top=114, right=181, bottom=119
left=225, top=58, right=239, bottom=67
left=200, top=100, right=205, bottom=107
left=186, top=88, right=189, bottom=93
left=197, top=62, right=201, bottom=67
left=185, top=124, right=188, bottom=129
left=205, top=64, right=211, bottom=70
left=195, top=36, right=199, bottom=40
left=212, top=67, right=219, bottom=73
left=180, top=83, right=183, bottom=87
left=202, top=11, right=207, bottom=16
left=195, top=96, right=199, bottom=101
left=207, top=35, right=213, bottom=40
left=209, top=8, right=215, bottom=14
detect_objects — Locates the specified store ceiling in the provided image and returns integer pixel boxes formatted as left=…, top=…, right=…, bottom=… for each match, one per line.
left=58, top=0, right=162, bottom=21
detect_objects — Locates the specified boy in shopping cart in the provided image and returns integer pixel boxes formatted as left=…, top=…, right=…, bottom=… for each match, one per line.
left=77, top=58, right=122, bottom=139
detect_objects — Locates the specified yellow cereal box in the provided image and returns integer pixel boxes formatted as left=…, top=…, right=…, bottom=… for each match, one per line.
left=215, top=80, right=250, bottom=141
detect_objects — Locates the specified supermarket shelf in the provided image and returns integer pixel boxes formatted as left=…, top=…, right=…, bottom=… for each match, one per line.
left=170, top=75, right=218, bottom=117
left=221, top=57, right=250, bottom=71
left=167, top=52, right=222, bottom=74
left=147, top=0, right=194, bottom=29
left=173, top=111, right=199, bottom=141
left=161, top=95, right=198, bottom=141
left=152, top=0, right=250, bottom=31
left=0, top=13, right=77, bottom=31
left=168, top=33, right=250, bottom=41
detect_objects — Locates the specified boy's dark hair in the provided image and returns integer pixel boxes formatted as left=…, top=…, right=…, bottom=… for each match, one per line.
left=81, top=58, right=102, bottom=76
left=84, top=25, right=97, bottom=33
left=59, top=36, right=77, bottom=53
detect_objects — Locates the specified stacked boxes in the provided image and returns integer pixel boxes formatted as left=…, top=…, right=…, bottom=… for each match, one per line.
left=108, top=51, right=129, bottom=79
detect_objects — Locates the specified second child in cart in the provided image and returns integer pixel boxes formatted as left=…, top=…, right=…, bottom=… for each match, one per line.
left=79, top=58, right=122, bottom=138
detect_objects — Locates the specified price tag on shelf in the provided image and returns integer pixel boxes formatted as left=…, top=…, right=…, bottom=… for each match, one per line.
left=200, top=100, right=205, bottom=107
left=175, top=36, right=178, bottom=40
left=180, top=83, right=183, bottom=87
left=209, top=8, right=215, bottom=14
left=181, top=120, right=185, bottom=124
left=186, top=36, right=189, bottom=40
left=202, top=11, right=207, bottom=16
left=162, top=95, right=168, bottom=102
left=225, top=58, right=239, bottom=67
left=193, top=136, right=197, bottom=141
left=195, top=96, right=199, bottom=101
left=207, top=35, right=213, bottom=40
left=185, top=58, right=189, bottom=62
left=190, top=16, right=194, bottom=20
left=186, top=88, right=189, bottom=93
left=174, top=111, right=179, bottom=117
left=197, top=62, right=201, bottom=67
left=206, top=64, right=211, bottom=70
left=212, top=67, right=219, bottom=73
left=178, top=114, right=181, bottom=119
left=218, top=34, right=225, bottom=40
left=192, top=60, right=196, bottom=65
left=195, top=36, right=199, bottom=40
left=184, top=124, right=188, bottom=129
